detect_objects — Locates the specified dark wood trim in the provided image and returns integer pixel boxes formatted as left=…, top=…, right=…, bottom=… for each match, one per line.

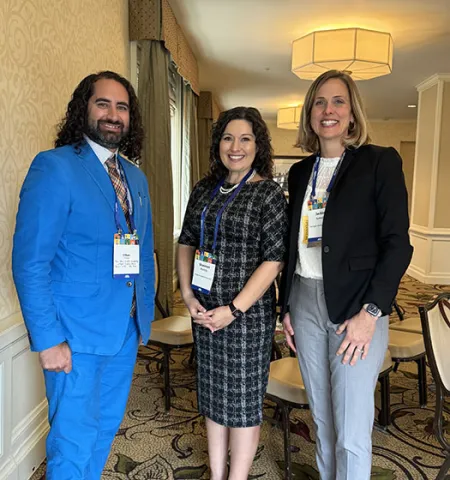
left=419, top=292, right=450, bottom=466
left=419, top=293, right=450, bottom=397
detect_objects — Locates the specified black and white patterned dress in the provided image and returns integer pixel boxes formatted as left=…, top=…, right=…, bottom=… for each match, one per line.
left=179, top=177, right=288, bottom=427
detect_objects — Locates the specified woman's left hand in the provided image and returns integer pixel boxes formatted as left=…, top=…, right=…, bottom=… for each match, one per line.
left=193, top=305, right=235, bottom=332
left=336, top=308, right=378, bottom=366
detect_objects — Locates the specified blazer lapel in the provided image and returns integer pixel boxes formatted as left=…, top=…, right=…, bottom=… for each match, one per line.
left=76, top=142, right=116, bottom=213
left=290, top=156, right=315, bottom=253
left=332, top=147, right=356, bottom=192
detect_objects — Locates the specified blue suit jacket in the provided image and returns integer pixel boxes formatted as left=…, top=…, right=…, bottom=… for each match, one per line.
left=12, top=142, right=155, bottom=354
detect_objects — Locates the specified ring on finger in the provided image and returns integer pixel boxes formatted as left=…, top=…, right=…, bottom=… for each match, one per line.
left=355, top=347, right=364, bottom=353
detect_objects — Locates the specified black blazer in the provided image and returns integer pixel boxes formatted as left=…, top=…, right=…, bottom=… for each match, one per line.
left=279, top=144, right=413, bottom=324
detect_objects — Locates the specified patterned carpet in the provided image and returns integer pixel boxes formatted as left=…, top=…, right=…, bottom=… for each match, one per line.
left=31, top=275, right=450, bottom=480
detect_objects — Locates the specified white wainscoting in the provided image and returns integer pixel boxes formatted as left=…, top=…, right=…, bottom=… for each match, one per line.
left=408, top=225, right=450, bottom=284
left=0, top=314, right=47, bottom=480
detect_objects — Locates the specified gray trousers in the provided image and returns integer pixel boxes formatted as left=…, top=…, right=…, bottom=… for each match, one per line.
left=290, top=275, right=388, bottom=480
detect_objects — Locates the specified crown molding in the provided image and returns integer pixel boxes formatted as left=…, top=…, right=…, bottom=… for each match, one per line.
left=416, top=73, right=450, bottom=92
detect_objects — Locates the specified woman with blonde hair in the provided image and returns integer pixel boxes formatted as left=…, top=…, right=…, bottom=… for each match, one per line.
left=279, top=70, right=413, bottom=479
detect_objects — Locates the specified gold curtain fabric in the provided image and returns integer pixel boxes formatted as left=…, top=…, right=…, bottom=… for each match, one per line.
left=129, top=0, right=199, bottom=94
left=161, top=0, right=199, bottom=95
left=138, top=40, right=174, bottom=316
left=185, top=85, right=200, bottom=187
left=129, top=0, right=161, bottom=41
left=198, top=91, right=213, bottom=119
left=197, top=91, right=216, bottom=178
left=197, top=118, right=212, bottom=179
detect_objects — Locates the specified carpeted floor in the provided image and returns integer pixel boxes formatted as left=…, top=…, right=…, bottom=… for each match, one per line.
left=31, top=275, right=450, bottom=480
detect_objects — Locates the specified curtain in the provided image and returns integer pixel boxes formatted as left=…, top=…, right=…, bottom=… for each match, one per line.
left=138, top=40, right=174, bottom=317
left=129, top=0, right=199, bottom=94
left=197, top=118, right=212, bottom=178
left=197, top=91, right=216, bottom=178
left=185, top=84, right=200, bottom=188
left=129, top=0, right=161, bottom=41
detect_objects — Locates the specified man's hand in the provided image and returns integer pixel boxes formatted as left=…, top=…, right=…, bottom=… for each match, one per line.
left=39, top=342, right=72, bottom=373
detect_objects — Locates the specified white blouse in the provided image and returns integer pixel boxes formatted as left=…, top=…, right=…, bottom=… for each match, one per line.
left=295, top=157, right=341, bottom=280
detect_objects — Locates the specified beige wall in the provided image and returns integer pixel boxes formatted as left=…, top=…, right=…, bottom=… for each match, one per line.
left=435, top=82, right=450, bottom=228
left=368, top=120, right=416, bottom=152
left=400, top=141, right=416, bottom=214
left=408, top=75, right=450, bottom=286
left=266, top=121, right=303, bottom=156
left=0, top=0, right=130, bottom=330
left=266, top=119, right=416, bottom=156
left=412, top=85, right=438, bottom=227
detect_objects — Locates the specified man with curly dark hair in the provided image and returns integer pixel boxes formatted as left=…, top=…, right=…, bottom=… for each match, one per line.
left=12, top=71, right=155, bottom=479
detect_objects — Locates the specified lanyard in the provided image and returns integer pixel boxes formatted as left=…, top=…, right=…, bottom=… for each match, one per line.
left=113, top=161, right=136, bottom=234
left=310, top=151, right=346, bottom=200
left=200, top=168, right=254, bottom=251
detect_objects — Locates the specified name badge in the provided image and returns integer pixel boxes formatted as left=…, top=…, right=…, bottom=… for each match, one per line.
left=191, top=249, right=217, bottom=294
left=113, top=233, right=140, bottom=278
left=306, top=208, right=325, bottom=248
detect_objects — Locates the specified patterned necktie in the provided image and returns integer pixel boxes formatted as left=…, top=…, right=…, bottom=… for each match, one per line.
left=105, top=154, right=136, bottom=318
left=105, top=155, right=132, bottom=232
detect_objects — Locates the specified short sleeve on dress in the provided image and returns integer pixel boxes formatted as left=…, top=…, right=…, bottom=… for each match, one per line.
left=260, top=184, right=288, bottom=262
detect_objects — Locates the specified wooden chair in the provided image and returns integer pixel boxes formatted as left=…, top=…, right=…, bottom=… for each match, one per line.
left=265, top=356, right=309, bottom=480
left=393, top=298, right=405, bottom=321
left=388, top=329, right=427, bottom=407
left=419, top=293, right=450, bottom=480
left=137, top=252, right=194, bottom=411
left=377, top=349, right=395, bottom=428
left=265, top=349, right=393, bottom=480
left=390, top=316, right=423, bottom=334
left=390, top=296, right=423, bottom=334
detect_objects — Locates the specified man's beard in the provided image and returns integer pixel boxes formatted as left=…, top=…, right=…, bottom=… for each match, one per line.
left=85, top=120, right=129, bottom=149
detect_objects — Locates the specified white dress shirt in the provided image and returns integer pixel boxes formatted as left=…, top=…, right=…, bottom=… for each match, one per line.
left=84, top=135, right=133, bottom=211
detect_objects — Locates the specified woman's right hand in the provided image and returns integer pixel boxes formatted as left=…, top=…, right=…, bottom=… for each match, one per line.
left=183, top=292, right=207, bottom=321
left=282, top=312, right=296, bottom=353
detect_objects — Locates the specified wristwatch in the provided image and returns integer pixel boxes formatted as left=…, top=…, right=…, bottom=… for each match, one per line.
left=229, top=301, right=244, bottom=319
left=363, top=303, right=382, bottom=319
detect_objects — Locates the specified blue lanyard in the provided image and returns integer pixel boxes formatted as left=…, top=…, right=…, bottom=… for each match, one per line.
left=200, top=169, right=254, bottom=251
left=310, top=151, right=346, bottom=200
left=113, top=161, right=136, bottom=234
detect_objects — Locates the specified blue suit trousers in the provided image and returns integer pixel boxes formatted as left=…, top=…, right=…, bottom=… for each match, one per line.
left=44, top=318, right=139, bottom=480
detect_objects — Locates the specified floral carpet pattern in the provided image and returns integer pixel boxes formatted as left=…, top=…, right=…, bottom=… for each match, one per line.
left=31, top=275, right=450, bottom=480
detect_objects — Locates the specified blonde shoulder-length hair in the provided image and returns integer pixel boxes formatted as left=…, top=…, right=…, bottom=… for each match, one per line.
left=296, top=70, right=371, bottom=153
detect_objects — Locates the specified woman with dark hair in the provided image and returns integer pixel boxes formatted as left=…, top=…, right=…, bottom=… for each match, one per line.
left=279, top=70, right=413, bottom=479
left=178, top=106, right=288, bottom=479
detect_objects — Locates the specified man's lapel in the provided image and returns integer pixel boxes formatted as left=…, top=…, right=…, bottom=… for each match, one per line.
left=76, top=142, right=116, bottom=213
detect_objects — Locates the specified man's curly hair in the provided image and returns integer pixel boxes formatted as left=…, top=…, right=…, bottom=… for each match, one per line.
left=206, top=106, right=274, bottom=183
left=55, top=71, right=144, bottom=163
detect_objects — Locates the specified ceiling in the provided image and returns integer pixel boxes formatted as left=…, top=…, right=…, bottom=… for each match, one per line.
left=168, top=0, right=450, bottom=121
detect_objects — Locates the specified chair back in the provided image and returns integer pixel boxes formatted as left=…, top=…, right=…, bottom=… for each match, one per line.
left=153, top=251, right=168, bottom=318
left=153, top=251, right=159, bottom=293
left=419, top=293, right=450, bottom=395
